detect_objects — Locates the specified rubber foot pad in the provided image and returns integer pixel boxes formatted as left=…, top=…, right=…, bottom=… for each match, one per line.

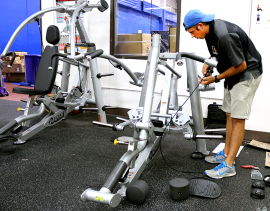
left=189, top=178, right=221, bottom=198
left=251, top=188, right=265, bottom=199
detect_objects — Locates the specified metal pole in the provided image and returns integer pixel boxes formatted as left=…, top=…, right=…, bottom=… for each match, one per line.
left=88, top=56, right=107, bottom=123
left=139, top=34, right=160, bottom=141
left=185, top=57, right=208, bottom=155
left=61, top=62, right=71, bottom=92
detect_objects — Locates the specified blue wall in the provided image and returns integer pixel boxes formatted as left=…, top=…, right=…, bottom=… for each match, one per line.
left=117, top=0, right=177, bottom=34
left=0, top=1, right=41, bottom=55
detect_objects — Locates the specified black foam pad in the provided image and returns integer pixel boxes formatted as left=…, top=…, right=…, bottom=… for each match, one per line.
left=251, top=180, right=265, bottom=190
left=126, top=180, right=149, bottom=205
left=46, top=25, right=60, bottom=45
left=251, top=188, right=265, bottom=199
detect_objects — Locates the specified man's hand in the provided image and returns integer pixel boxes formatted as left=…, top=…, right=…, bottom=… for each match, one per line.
left=200, top=76, right=215, bottom=85
left=202, top=63, right=210, bottom=76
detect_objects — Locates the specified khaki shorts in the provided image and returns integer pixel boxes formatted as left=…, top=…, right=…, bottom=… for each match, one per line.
left=221, top=74, right=262, bottom=119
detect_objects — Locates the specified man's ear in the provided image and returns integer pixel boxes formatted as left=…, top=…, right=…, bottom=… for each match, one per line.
left=197, top=22, right=203, bottom=29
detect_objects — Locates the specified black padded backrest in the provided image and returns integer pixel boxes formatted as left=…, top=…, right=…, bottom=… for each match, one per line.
left=46, top=25, right=60, bottom=45
left=34, top=46, right=59, bottom=94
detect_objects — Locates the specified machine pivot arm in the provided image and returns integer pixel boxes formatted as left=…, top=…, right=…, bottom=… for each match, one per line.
left=93, top=120, right=131, bottom=131
left=99, top=54, right=139, bottom=85
left=49, top=49, right=104, bottom=69
left=85, top=49, right=104, bottom=59
left=159, top=60, right=181, bottom=78
left=176, top=52, right=218, bottom=67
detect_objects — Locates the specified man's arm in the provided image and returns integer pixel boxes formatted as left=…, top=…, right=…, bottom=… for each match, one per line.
left=200, top=32, right=246, bottom=85
left=200, top=61, right=247, bottom=85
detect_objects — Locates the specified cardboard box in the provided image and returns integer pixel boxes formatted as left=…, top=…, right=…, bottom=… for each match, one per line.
left=6, top=72, right=26, bottom=82
left=15, top=51, right=27, bottom=60
left=169, top=27, right=176, bottom=53
left=116, top=34, right=151, bottom=55
left=2, top=61, right=25, bottom=73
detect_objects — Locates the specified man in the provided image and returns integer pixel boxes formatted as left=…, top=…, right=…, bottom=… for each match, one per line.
left=183, top=9, right=262, bottom=179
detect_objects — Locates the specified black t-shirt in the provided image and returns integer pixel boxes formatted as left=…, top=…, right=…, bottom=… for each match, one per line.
left=205, top=19, right=262, bottom=90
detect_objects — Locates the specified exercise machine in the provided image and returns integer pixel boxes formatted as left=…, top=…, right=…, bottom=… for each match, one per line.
left=81, top=34, right=223, bottom=207
left=0, top=0, right=139, bottom=144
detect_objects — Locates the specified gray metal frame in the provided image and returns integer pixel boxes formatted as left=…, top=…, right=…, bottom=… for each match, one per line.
left=0, top=0, right=139, bottom=144
left=81, top=34, right=223, bottom=207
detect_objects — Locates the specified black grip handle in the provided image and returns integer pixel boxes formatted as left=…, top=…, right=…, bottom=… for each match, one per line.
left=49, top=53, right=68, bottom=69
left=85, top=49, right=103, bottom=59
left=6, top=52, right=16, bottom=67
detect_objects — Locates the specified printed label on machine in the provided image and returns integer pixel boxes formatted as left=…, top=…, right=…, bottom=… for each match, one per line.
left=66, top=46, right=88, bottom=54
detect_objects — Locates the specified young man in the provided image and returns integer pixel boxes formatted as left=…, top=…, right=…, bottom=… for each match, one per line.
left=183, top=9, right=262, bottom=179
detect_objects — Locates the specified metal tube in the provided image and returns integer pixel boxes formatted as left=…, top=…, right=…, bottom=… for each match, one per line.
left=116, top=117, right=129, bottom=122
left=0, top=120, right=18, bottom=135
left=185, top=57, right=208, bottom=155
left=59, top=58, right=90, bottom=68
left=1, top=6, right=64, bottom=56
left=88, top=56, right=107, bottom=123
left=139, top=34, right=160, bottom=141
left=196, top=134, right=223, bottom=139
left=92, top=121, right=113, bottom=128
left=164, top=63, right=181, bottom=78
left=15, top=103, right=45, bottom=124
left=69, top=2, right=88, bottom=58
left=184, top=133, right=223, bottom=140
left=99, top=54, right=139, bottom=84
left=86, top=99, right=96, bottom=104
left=0, top=103, right=46, bottom=135
left=82, top=108, right=98, bottom=111
left=204, top=128, right=226, bottom=133
left=136, top=122, right=152, bottom=130
left=61, top=62, right=71, bottom=92
left=151, top=113, right=171, bottom=118
left=169, top=75, right=179, bottom=110
left=103, top=161, right=127, bottom=191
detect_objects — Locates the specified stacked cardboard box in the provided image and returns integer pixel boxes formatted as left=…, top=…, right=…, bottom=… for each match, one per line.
left=169, top=27, right=176, bottom=53
left=115, top=34, right=151, bottom=56
left=2, top=52, right=27, bottom=82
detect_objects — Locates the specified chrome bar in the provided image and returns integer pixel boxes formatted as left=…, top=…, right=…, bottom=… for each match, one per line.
left=204, top=128, right=226, bottom=133
left=116, top=117, right=129, bottom=122
left=92, top=121, right=113, bottom=128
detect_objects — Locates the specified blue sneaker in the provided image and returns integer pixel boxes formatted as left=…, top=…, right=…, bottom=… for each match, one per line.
left=205, top=150, right=227, bottom=164
left=204, top=161, right=236, bottom=179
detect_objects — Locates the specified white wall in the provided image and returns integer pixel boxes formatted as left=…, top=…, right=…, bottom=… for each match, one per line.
left=41, top=0, right=270, bottom=133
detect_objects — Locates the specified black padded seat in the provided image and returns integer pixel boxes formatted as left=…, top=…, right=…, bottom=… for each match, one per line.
left=12, top=25, right=60, bottom=96
left=12, top=88, right=51, bottom=95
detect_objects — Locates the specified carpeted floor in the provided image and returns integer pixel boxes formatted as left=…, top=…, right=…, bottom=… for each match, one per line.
left=0, top=99, right=269, bottom=211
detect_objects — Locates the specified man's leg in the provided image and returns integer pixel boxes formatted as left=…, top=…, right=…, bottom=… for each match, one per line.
left=225, top=118, right=245, bottom=167
left=223, top=113, right=232, bottom=156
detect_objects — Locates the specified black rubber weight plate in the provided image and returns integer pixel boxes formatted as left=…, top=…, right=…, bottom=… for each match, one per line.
left=189, top=178, right=221, bottom=198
